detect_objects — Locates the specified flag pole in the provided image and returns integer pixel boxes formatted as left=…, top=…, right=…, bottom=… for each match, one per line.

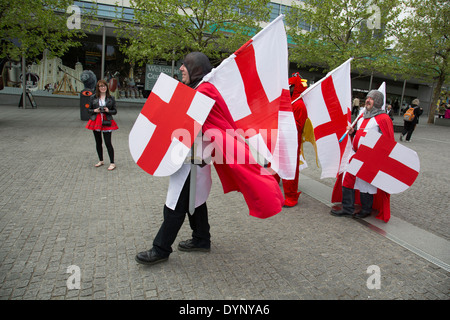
left=189, top=82, right=203, bottom=214
left=339, top=82, right=384, bottom=142
left=189, top=131, right=202, bottom=214
left=293, top=57, right=354, bottom=105
left=338, top=110, right=364, bottom=143
left=292, top=57, right=355, bottom=142
left=189, top=154, right=197, bottom=214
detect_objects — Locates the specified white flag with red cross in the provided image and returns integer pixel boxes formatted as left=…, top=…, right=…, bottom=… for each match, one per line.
left=300, top=58, right=353, bottom=179
left=346, top=130, right=420, bottom=194
left=203, top=15, right=297, bottom=179
left=378, top=82, right=386, bottom=111
left=129, top=72, right=215, bottom=176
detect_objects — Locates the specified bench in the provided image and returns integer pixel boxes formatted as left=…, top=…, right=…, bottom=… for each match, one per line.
left=434, top=118, right=450, bottom=127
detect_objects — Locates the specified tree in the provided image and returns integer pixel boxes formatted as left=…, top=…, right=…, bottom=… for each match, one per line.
left=0, top=0, right=86, bottom=61
left=285, top=0, right=402, bottom=74
left=393, top=0, right=450, bottom=123
left=0, top=0, right=87, bottom=107
left=114, top=0, right=270, bottom=65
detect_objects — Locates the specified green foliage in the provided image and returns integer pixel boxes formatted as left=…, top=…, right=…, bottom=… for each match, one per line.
left=393, top=0, right=449, bottom=83
left=393, top=0, right=449, bottom=122
left=114, top=0, right=270, bottom=65
left=0, top=0, right=87, bottom=61
left=285, top=0, right=402, bottom=74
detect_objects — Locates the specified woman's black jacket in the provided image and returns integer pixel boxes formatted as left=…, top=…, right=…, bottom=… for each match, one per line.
left=87, top=95, right=117, bottom=121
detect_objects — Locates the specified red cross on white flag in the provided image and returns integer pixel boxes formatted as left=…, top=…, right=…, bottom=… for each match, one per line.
left=301, top=58, right=353, bottom=178
left=203, top=15, right=297, bottom=179
left=129, top=73, right=215, bottom=176
left=346, top=130, right=420, bottom=194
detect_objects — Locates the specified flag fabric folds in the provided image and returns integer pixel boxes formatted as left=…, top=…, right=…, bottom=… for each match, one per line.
left=300, top=58, right=353, bottom=179
left=203, top=15, right=297, bottom=180
left=198, top=82, right=285, bottom=219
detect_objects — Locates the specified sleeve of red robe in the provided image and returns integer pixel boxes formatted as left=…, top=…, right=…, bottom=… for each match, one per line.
left=372, top=114, right=394, bottom=222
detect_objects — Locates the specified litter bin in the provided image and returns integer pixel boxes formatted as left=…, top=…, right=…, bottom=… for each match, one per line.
left=80, top=89, right=93, bottom=120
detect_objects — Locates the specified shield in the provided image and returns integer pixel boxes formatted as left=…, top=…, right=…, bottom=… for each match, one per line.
left=129, top=73, right=215, bottom=176
left=346, top=130, right=420, bottom=194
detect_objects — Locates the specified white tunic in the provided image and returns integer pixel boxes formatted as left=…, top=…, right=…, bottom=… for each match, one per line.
left=353, top=116, right=382, bottom=194
left=165, top=135, right=212, bottom=212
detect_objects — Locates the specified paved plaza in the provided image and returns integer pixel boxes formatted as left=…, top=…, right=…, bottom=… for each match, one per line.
left=0, top=93, right=449, bottom=302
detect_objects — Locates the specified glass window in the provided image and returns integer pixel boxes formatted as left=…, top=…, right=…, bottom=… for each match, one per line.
left=268, top=3, right=280, bottom=21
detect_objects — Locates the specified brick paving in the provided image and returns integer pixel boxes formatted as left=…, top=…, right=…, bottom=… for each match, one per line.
left=0, top=98, right=448, bottom=301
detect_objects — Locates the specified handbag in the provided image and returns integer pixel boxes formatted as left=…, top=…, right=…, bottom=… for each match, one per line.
left=100, top=104, right=112, bottom=126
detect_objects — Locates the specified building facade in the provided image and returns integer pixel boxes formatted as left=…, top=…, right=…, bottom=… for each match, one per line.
left=2, top=0, right=435, bottom=113
left=29, top=49, right=84, bottom=93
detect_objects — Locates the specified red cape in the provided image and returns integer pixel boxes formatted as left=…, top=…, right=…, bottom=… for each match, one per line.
left=331, top=113, right=394, bottom=222
left=198, top=82, right=284, bottom=219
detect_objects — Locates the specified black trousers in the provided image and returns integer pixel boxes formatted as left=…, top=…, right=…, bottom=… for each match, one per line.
left=93, top=131, right=114, bottom=163
left=152, top=174, right=211, bottom=258
left=401, top=121, right=416, bottom=141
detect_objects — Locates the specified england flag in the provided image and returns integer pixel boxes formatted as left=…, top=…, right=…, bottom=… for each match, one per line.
left=346, top=130, right=420, bottom=194
left=300, top=58, right=353, bottom=178
left=129, top=73, right=215, bottom=176
left=203, top=15, right=297, bottom=179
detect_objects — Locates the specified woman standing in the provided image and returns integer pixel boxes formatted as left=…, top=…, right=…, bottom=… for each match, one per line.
left=86, top=79, right=118, bottom=170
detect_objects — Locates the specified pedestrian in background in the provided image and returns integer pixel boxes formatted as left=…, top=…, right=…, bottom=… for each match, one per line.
left=445, top=104, right=450, bottom=119
left=86, top=79, right=118, bottom=170
left=352, top=97, right=360, bottom=116
left=386, top=104, right=394, bottom=121
left=437, top=103, right=446, bottom=119
left=399, top=98, right=423, bottom=143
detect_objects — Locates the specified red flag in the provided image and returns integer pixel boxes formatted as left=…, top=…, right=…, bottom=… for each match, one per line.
left=199, top=82, right=284, bottom=219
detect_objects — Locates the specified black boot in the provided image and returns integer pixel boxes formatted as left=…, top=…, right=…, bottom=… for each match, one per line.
left=178, top=239, right=210, bottom=252
left=135, top=248, right=168, bottom=266
left=354, top=193, right=373, bottom=219
left=330, top=187, right=355, bottom=217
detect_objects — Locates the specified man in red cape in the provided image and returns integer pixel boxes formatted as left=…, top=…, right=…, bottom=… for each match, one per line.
left=331, top=90, right=394, bottom=222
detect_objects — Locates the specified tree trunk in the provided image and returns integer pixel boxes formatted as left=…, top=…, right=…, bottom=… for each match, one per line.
left=22, top=55, right=26, bottom=109
left=427, top=72, right=446, bottom=124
